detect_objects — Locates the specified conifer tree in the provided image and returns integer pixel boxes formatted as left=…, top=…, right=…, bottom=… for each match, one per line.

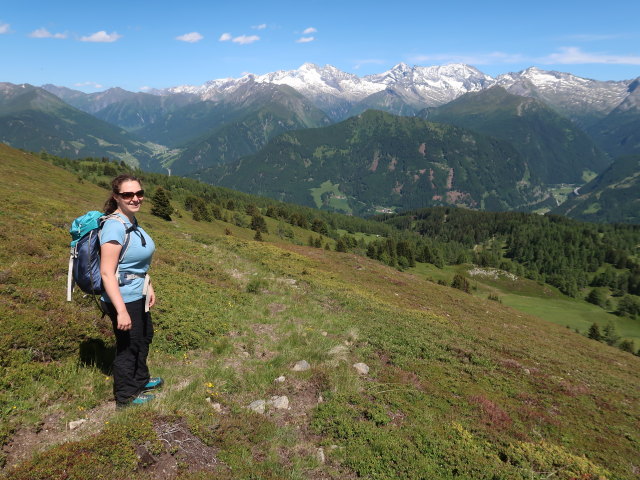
left=587, top=323, right=602, bottom=341
left=150, top=187, right=172, bottom=221
left=451, top=274, right=471, bottom=293
left=603, top=322, right=620, bottom=346
left=335, top=237, right=347, bottom=252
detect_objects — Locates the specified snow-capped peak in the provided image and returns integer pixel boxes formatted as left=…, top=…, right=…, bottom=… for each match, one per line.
left=160, top=62, right=634, bottom=121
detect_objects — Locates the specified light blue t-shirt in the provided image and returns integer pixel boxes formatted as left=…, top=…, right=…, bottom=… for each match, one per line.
left=100, top=213, right=155, bottom=303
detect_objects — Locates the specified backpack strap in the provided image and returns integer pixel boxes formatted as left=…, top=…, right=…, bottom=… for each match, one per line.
left=99, top=214, right=134, bottom=281
left=66, top=249, right=75, bottom=302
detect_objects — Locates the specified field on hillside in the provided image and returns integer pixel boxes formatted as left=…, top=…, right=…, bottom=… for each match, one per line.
left=411, top=262, right=640, bottom=344
left=1, top=145, right=639, bottom=480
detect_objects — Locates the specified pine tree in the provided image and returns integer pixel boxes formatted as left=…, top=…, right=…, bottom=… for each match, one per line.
left=335, top=237, right=347, bottom=252
left=587, top=323, right=602, bottom=341
left=250, top=214, right=268, bottom=233
left=150, top=187, right=172, bottom=221
left=451, top=274, right=471, bottom=293
left=602, top=322, right=620, bottom=346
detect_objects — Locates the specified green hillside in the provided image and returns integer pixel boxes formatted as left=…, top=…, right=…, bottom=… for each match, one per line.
left=200, top=110, right=545, bottom=215
left=1, top=144, right=639, bottom=479
left=587, top=81, right=640, bottom=158
left=0, top=84, right=157, bottom=169
left=422, top=87, right=610, bottom=184
left=170, top=86, right=331, bottom=175
left=553, top=154, right=640, bottom=223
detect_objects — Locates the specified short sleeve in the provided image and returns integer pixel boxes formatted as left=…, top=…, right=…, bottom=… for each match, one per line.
left=100, top=218, right=126, bottom=246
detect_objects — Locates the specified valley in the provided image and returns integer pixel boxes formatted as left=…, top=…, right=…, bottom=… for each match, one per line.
left=3, top=62, right=639, bottom=221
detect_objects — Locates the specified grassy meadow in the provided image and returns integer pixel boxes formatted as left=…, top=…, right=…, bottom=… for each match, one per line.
left=0, top=145, right=639, bottom=479
left=410, top=263, right=640, bottom=344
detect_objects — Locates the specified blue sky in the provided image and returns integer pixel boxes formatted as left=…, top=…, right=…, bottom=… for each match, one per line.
left=2, top=0, right=639, bottom=92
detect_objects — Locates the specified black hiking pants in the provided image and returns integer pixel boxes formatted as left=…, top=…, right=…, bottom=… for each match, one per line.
left=101, top=298, right=153, bottom=405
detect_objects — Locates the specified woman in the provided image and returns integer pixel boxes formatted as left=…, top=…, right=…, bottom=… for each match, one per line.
left=100, top=174, right=162, bottom=407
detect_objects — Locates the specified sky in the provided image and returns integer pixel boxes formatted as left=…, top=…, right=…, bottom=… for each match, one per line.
left=1, top=0, right=639, bottom=92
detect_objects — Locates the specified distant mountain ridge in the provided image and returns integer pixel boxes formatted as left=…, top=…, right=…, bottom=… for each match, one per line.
left=553, top=154, right=640, bottom=223
left=0, top=82, right=158, bottom=168
left=2, top=62, right=640, bottom=223
left=160, top=63, right=636, bottom=124
left=421, top=86, right=609, bottom=183
left=199, top=110, right=545, bottom=215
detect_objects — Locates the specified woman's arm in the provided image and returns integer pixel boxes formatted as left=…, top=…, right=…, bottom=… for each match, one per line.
left=147, top=282, right=156, bottom=308
left=100, top=240, right=132, bottom=330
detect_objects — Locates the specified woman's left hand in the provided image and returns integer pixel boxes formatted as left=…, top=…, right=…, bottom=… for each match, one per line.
left=148, top=284, right=156, bottom=308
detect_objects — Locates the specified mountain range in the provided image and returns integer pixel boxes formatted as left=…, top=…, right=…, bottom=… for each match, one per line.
left=199, top=109, right=544, bottom=215
left=2, top=62, right=640, bottom=219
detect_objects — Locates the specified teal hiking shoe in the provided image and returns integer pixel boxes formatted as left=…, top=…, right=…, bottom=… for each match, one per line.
left=144, top=377, right=164, bottom=390
left=116, top=392, right=155, bottom=409
left=131, top=393, right=155, bottom=405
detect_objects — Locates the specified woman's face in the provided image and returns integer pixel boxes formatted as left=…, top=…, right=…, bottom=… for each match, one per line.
left=115, top=180, right=144, bottom=217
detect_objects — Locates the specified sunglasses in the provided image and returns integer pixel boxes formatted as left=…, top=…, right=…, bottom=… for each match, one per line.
left=117, top=190, right=145, bottom=200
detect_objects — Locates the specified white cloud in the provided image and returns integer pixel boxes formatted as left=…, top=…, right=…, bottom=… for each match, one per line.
left=232, top=34, right=260, bottom=45
left=541, top=46, right=640, bottom=65
left=302, top=27, right=317, bottom=34
left=80, top=31, right=122, bottom=43
left=409, top=51, right=525, bottom=65
left=176, top=31, right=203, bottom=43
left=354, top=59, right=386, bottom=69
left=219, top=32, right=232, bottom=41
left=139, top=86, right=151, bottom=92
left=0, top=23, right=10, bottom=34
left=74, top=81, right=104, bottom=89
left=29, top=28, right=67, bottom=39
left=252, top=23, right=267, bottom=30
left=296, top=36, right=315, bottom=44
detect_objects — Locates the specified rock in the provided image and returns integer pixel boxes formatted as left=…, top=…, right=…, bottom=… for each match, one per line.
left=328, top=345, right=348, bottom=356
left=318, top=394, right=324, bottom=403
left=316, top=447, right=326, bottom=464
left=68, top=419, right=87, bottom=430
left=321, top=331, right=328, bottom=336
left=241, top=351, right=250, bottom=358
left=523, top=368, right=531, bottom=375
left=292, top=360, right=310, bottom=371
left=353, top=362, right=370, bottom=375
left=248, top=399, right=266, bottom=414
left=274, top=375, right=286, bottom=383
left=135, top=445, right=156, bottom=466
left=268, top=396, right=289, bottom=410
left=211, top=402, right=222, bottom=412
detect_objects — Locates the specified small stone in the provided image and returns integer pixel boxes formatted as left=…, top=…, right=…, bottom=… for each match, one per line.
left=211, top=402, right=222, bottom=412
left=268, top=395, right=289, bottom=410
left=353, top=362, right=370, bottom=375
left=316, top=447, right=326, bottom=464
left=328, top=345, right=348, bottom=356
left=292, top=360, right=310, bottom=371
left=248, top=399, right=266, bottom=414
left=68, top=419, right=87, bottom=430
left=274, top=375, right=286, bottom=383
left=318, top=395, right=324, bottom=403
left=321, top=331, right=328, bottom=336
left=241, top=351, right=250, bottom=358
left=523, top=368, right=531, bottom=375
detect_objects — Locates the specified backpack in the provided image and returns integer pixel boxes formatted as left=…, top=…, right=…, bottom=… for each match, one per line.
left=66, top=211, right=133, bottom=304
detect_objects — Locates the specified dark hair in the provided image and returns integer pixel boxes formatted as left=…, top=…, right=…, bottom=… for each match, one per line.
left=103, top=174, right=142, bottom=214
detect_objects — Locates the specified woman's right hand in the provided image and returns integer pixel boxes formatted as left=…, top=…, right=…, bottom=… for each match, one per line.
left=117, top=311, right=132, bottom=331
